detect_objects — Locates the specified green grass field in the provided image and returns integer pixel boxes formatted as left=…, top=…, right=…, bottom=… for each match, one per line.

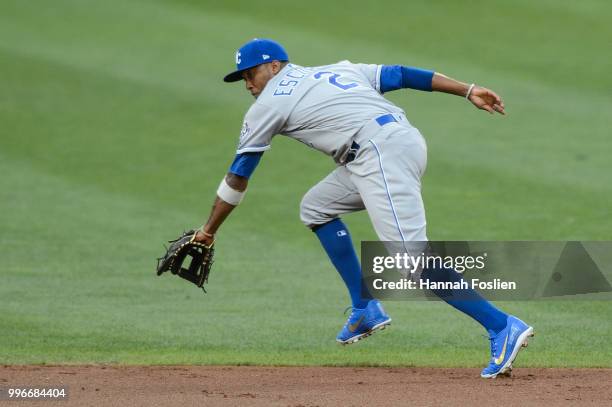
left=1, top=0, right=611, bottom=367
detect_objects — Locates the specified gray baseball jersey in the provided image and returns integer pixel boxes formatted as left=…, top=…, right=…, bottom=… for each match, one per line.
left=238, top=60, right=428, bottom=243
left=236, top=61, right=407, bottom=164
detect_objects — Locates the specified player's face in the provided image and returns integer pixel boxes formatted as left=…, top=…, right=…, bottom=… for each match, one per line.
left=242, top=62, right=280, bottom=99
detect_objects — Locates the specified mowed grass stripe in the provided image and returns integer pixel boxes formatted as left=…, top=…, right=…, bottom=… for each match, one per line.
left=184, top=0, right=611, bottom=93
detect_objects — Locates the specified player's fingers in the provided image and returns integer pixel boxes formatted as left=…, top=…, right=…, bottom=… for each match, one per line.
left=487, top=90, right=502, bottom=104
left=479, top=88, right=502, bottom=104
left=493, top=104, right=506, bottom=115
left=482, top=104, right=495, bottom=114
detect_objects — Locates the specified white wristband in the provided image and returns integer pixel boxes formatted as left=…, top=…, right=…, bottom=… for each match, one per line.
left=217, top=178, right=245, bottom=206
left=465, top=83, right=475, bottom=100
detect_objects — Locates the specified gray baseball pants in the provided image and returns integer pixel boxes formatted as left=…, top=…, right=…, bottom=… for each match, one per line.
left=300, top=114, right=428, bottom=242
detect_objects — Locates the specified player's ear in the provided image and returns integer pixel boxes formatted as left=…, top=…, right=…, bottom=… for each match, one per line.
left=271, top=60, right=282, bottom=75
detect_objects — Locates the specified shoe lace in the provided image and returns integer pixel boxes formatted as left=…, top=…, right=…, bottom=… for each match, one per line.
left=341, top=306, right=356, bottom=328
left=483, top=334, right=497, bottom=358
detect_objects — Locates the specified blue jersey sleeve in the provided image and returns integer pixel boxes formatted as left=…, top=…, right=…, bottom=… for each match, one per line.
left=228, top=152, right=263, bottom=179
left=379, top=65, right=434, bottom=93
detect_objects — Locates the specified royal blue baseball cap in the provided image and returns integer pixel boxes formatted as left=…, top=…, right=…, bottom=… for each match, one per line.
left=223, top=38, right=289, bottom=83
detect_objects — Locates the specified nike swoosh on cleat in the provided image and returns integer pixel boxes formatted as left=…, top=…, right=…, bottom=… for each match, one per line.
left=348, top=315, right=365, bottom=332
left=494, top=335, right=509, bottom=365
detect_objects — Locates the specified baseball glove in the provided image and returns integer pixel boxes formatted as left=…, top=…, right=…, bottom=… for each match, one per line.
left=156, top=229, right=214, bottom=292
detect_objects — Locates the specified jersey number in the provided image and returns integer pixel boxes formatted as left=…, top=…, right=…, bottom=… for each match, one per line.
left=314, top=71, right=358, bottom=91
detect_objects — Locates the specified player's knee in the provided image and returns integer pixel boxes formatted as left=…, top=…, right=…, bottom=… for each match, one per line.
left=299, top=194, right=315, bottom=227
left=299, top=191, right=325, bottom=228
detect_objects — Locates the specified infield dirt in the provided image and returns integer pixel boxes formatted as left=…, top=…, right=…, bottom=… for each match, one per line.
left=1, top=366, right=610, bottom=406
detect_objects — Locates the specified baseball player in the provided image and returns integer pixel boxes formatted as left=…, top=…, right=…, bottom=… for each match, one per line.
left=195, top=38, right=533, bottom=378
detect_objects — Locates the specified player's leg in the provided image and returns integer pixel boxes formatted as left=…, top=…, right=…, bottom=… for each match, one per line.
left=418, top=264, right=534, bottom=378
left=349, top=124, right=509, bottom=333
left=350, top=123, right=533, bottom=375
left=300, top=166, right=367, bottom=309
left=300, top=167, right=391, bottom=344
left=347, top=123, right=427, bottom=242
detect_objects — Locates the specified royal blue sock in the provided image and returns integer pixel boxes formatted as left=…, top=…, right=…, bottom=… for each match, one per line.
left=314, top=218, right=369, bottom=309
left=421, top=266, right=508, bottom=334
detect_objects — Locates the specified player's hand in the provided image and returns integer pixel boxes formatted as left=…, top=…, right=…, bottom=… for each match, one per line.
left=195, top=230, right=215, bottom=247
left=468, top=86, right=505, bottom=115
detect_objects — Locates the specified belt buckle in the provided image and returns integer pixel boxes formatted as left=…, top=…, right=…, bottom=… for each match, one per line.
left=345, top=141, right=360, bottom=163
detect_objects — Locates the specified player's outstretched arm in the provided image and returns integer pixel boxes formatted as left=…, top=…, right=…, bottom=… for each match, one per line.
left=194, top=151, right=262, bottom=245
left=195, top=173, right=248, bottom=246
left=432, top=73, right=505, bottom=115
